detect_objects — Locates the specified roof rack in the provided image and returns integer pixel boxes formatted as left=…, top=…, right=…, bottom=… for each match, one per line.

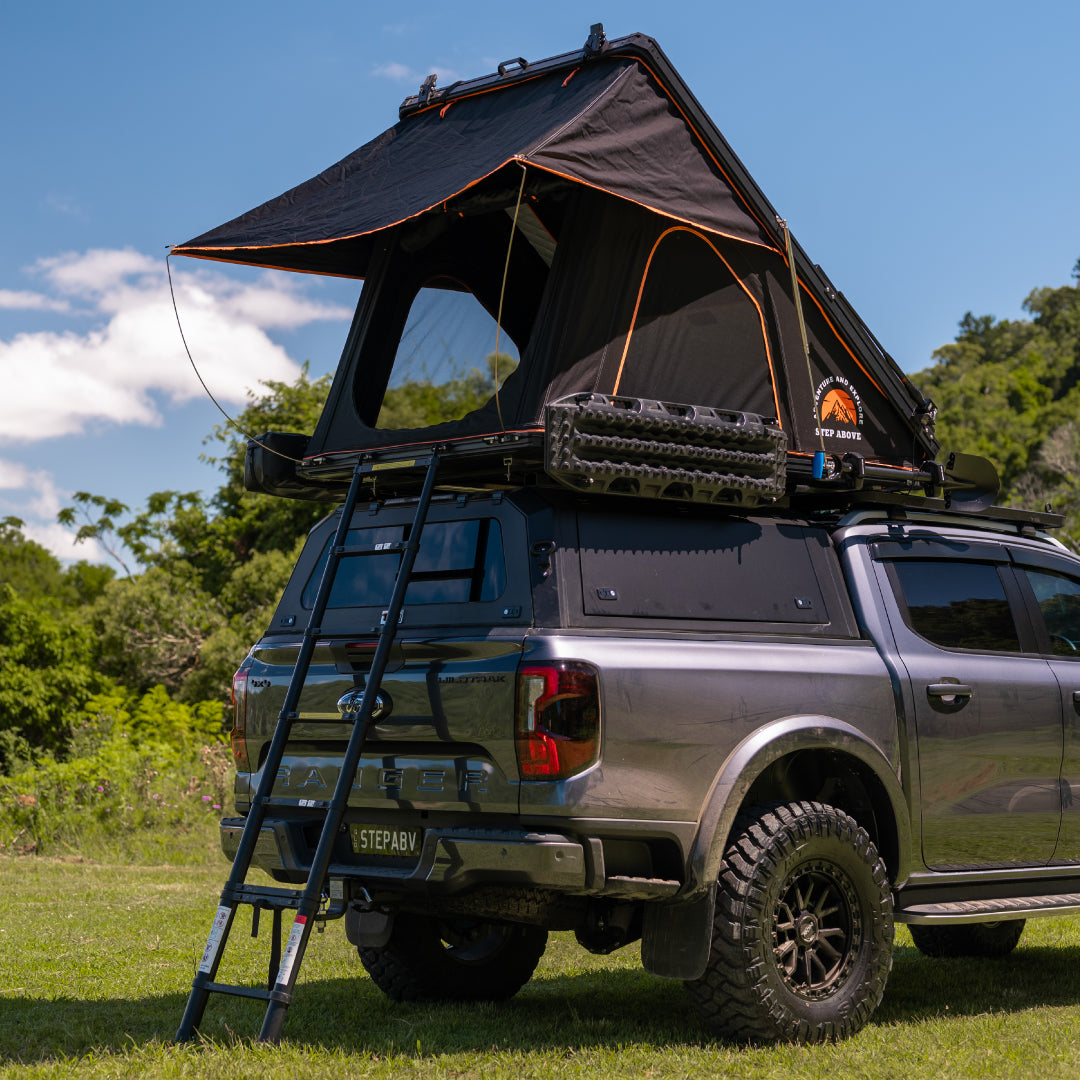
left=244, top=393, right=1056, bottom=526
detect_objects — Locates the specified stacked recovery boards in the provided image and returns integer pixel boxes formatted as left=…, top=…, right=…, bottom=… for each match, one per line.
left=173, top=25, right=983, bottom=1045
left=172, top=25, right=951, bottom=508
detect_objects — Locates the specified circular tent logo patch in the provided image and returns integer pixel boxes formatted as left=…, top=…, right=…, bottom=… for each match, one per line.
left=814, top=376, right=864, bottom=443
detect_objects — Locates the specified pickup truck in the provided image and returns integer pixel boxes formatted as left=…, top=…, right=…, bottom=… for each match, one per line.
left=222, top=485, right=1080, bottom=1043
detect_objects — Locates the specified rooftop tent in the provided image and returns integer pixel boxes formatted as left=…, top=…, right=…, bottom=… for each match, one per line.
left=172, top=28, right=938, bottom=497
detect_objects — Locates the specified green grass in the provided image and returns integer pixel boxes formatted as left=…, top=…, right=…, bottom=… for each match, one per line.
left=3, top=853, right=1080, bottom=1078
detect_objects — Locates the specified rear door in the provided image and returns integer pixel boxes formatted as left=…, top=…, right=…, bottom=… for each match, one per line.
left=251, top=493, right=531, bottom=817
left=1010, top=547, right=1080, bottom=861
left=873, top=539, right=1063, bottom=870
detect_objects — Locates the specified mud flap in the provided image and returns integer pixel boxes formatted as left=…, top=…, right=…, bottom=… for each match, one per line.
left=640, top=886, right=716, bottom=980
left=345, top=906, right=394, bottom=948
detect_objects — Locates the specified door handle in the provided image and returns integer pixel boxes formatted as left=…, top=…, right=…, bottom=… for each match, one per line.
left=927, top=682, right=973, bottom=700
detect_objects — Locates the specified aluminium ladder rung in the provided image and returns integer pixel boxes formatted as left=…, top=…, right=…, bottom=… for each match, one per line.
left=191, top=980, right=277, bottom=1003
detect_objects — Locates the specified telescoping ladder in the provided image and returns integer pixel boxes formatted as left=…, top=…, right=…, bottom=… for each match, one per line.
left=176, top=452, right=441, bottom=1043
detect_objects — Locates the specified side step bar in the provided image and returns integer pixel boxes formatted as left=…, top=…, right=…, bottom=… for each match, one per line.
left=898, top=892, right=1080, bottom=924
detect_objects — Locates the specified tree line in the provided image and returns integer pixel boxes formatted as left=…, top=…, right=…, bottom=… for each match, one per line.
left=2, top=262, right=1079, bottom=774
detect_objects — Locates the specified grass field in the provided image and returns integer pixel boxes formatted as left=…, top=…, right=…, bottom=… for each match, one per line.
left=3, top=843, right=1080, bottom=1079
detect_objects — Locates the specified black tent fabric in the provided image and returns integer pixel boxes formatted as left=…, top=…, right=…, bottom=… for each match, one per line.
left=172, top=32, right=935, bottom=475
left=174, top=60, right=774, bottom=277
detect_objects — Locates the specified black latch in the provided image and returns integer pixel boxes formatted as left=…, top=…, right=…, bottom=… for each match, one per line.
left=584, top=22, right=607, bottom=56
left=531, top=540, right=556, bottom=579
left=418, top=73, right=437, bottom=104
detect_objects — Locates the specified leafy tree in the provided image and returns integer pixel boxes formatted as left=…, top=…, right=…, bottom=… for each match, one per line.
left=55, top=350, right=521, bottom=710
left=913, top=259, right=1080, bottom=544
left=0, top=585, right=114, bottom=768
left=86, top=566, right=225, bottom=700
left=0, top=517, right=113, bottom=607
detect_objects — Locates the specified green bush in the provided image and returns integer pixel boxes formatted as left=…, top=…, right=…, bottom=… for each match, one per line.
left=0, top=687, right=231, bottom=861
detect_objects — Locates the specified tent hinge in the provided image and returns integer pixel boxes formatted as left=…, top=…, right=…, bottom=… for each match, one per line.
left=584, top=23, right=607, bottom=57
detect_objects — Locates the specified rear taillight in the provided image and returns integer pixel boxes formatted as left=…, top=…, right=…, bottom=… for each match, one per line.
left=230, top=668, right=250, bottom=772
left=515, top=661, right=600, bottom=780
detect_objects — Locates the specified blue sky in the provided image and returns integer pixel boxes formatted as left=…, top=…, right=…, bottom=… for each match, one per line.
left=2, top=0, right=1079, bottom=562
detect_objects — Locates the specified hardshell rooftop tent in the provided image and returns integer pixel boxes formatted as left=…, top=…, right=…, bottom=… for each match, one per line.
left=173, top=26, right=948, bottom=507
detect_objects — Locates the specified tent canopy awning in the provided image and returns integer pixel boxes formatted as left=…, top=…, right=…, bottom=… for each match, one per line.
left=172, top=51, right=777, bottom=277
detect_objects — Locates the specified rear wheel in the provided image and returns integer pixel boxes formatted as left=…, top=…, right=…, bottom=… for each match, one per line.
left=358, top=913, right=548, bottom=1002
left=686, top=801, right=894, bottom=1044
left=909, top=920, right=1025, bottom=958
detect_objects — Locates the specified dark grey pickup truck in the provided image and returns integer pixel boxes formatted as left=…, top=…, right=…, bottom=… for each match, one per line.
left=222, top=488, right=1080, bottom=1043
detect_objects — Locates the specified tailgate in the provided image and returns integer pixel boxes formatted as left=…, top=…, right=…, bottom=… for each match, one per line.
left=244, top=634, right=525, bottom=815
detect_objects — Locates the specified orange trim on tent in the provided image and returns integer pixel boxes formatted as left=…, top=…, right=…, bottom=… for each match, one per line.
left=611, top=226, right=783, bottom=428
left=171, top=56, right=787, bottom=264
left=169, top=251, right=369, bottom=281
left=611, top=54, right=780, bottom=247
left=171, top=155, right=782, bottom=265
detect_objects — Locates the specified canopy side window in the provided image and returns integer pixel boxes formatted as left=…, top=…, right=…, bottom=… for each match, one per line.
left=301, top=519, right=506, bottom=609
left=610, top=227, right=777, bottom=419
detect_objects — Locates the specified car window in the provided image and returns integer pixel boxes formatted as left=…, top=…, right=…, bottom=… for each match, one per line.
left=301, top=519, right=506, bottom=609
left=890, top=558, right=1021, bottom=652
left=1023, top=568, right=1080, bottom=658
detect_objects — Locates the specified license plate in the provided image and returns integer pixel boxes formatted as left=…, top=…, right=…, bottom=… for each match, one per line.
left=349, top=824, right=422, bottom=858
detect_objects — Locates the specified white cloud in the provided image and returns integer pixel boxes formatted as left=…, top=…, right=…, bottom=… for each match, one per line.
left=0, top=458, right=106, bottom=563
left=372, top=61, right=460, bottom=86
left=0, top=249, right=353, bottom=444
left=0, top=289, right=70, bottom=313
left=373, top=61, right=418, bottom=82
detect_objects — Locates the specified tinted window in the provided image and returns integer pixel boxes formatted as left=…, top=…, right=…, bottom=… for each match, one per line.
left=302, top=519, right=505, bottom=609
left=891, top=559, right=1020, bottom=651
left=1024, top=568, right=1080, bottom=657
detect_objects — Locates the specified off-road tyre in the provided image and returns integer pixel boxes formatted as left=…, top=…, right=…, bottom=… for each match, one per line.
left=358, top=913, right=548, bottom=1003
left=685, top=801, right=894, bottom=1044
left=909, top=920, right=1025, bottom=959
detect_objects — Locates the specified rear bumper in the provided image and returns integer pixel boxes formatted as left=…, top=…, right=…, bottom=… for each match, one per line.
left=220, top=817, right=591, bottom=892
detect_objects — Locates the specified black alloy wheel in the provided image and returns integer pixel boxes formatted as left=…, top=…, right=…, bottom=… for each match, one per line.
left=686, top=800, right=894, bottom=1044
